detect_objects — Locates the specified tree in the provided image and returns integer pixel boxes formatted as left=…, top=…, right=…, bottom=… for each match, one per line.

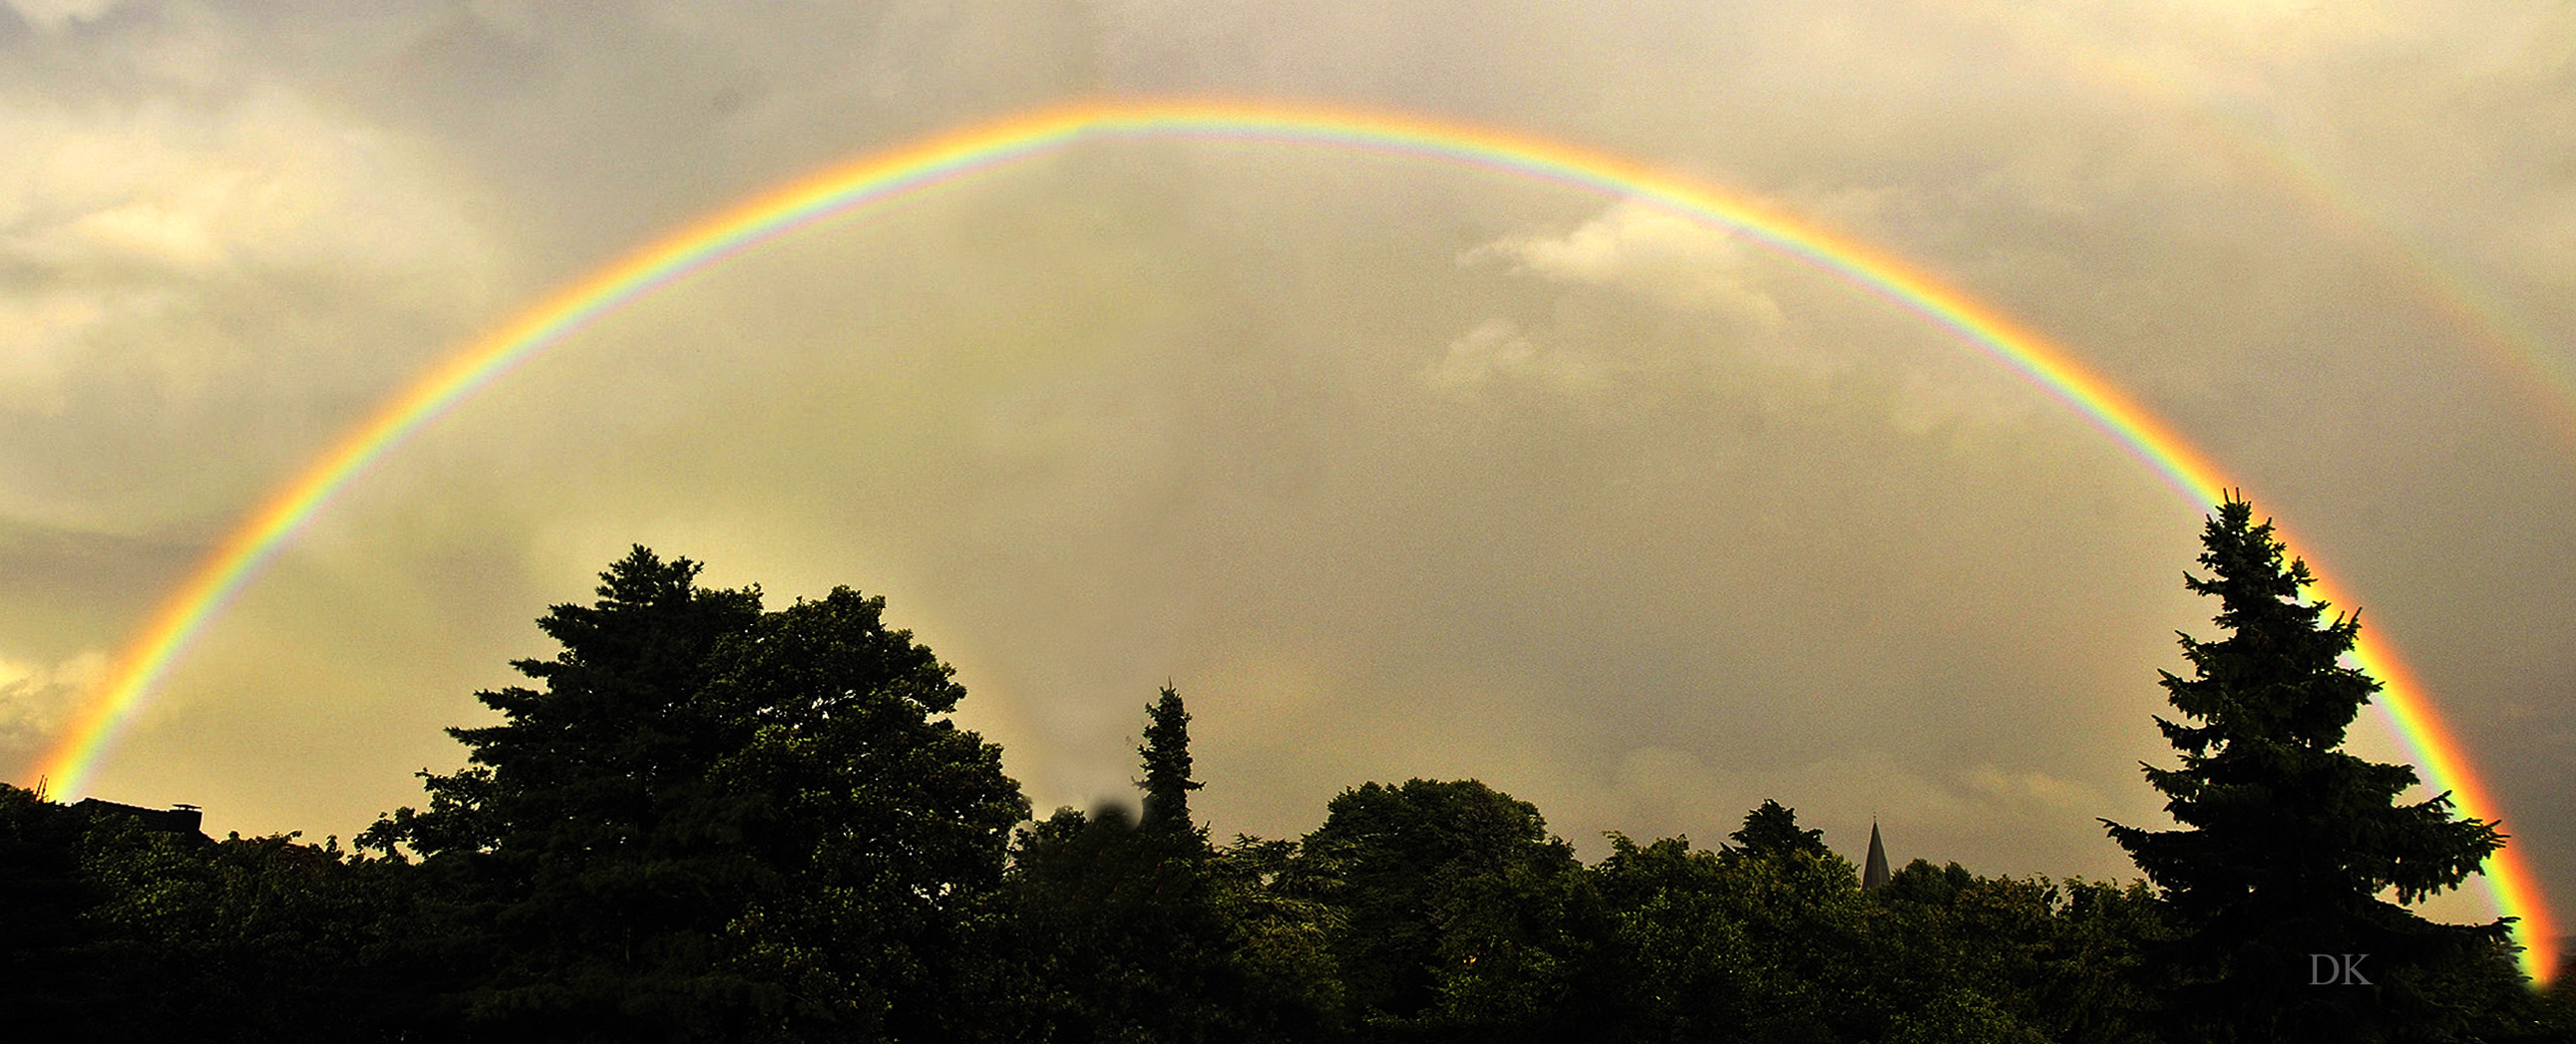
left=360, top=546, right=1025, bottom=1042
left=0, top=783, right=147, bottom=1037
left=1863, top=862, right=2166, bottom=1044
left=2100, top=498, right=2516, bottom=1042
left=0, top=783, right=441, bottom=1042
left=1138, top=685, right=1203, bottom=837
left=996, top=686, right=1330, bottom=1043
left=1728, top=799, right=1828, bottom=860
left=1284, top=778, right=1608, bottom=1039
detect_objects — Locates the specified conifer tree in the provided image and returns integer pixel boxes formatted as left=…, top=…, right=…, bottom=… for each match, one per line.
left=1139, top=684, right=1204, bottom=837
left=2101, top=498, right=2514, bottom=1042
left=1000, top=686, right=1287, bottom=1043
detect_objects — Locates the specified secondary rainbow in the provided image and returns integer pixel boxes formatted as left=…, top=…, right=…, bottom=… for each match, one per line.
left=1940, top=0, right=2576, bottom=444
left=29, top=99, right=2556, bottom=981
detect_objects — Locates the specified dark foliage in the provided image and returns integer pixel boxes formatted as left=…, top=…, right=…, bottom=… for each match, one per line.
left=1139, top=685, right=1204, bottom=835
left=992, top=686, right=1334, bottom=1043
left=1729, top=799, right=1829, bottom=860
left=357, top=546, right=1026, bottom=1042
left=11, top=521, right=2563, bottom=1042
left=0, top=784, right=440, bottom=1041
left=2102, top=498, right=2533, bottom=1042
left=1277, top=777, right=1620, bottom=1042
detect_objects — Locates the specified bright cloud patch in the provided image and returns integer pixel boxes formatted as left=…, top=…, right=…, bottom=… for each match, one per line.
left=1421, top=317, right=1607, bottom=398
left=0, top=86, right=497, bottom=411
left=1462, top=198, right=1784, bottom=330
left=5, top=0, right=123, bottom=31
left=1961, top=762, right=2104, bottom=812
left=0, top=649, right=104, bottom=767
left=0, top=88, right=490, bottom=277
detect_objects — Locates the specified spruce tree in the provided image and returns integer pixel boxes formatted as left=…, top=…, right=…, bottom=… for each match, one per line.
left=1001, top=686, right=1271, bottom=1042
left=2101, top=498, right=2513, bottom=1042
left=1139, top=684, right=1204, bottom=837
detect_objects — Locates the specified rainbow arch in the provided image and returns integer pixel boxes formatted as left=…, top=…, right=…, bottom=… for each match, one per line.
left=27, top=98, right=2557, bottom=982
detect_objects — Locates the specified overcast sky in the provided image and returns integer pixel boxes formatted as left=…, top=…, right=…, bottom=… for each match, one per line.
left=3, top=0, right=2571, bottom=929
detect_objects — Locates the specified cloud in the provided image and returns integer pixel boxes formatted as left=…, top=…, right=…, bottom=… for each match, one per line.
left=0, top=87, right=494, bottom=284
left=0, top=291, right=120, bottom=415
left=0, top=74, right=503, bottom=521
left=0, top=648, right=105, bottom=769
left=1604, top=745, right=1729, bottom=841
left=5, top=0, right=122, bottom=32
left=1420, top=318, right=1607, bottom=399
left=1461, top=198, right=1784, bottom=330
left=1960, top=762, right=2105, bottom=813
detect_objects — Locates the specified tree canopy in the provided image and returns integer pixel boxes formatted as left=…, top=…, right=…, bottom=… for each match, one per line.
left=1730, top=799, right=1830, bottom=860
left=8, top=518, right=2566, bottom=1042
left=2101, top=498, right=2521, bottom=1042
left=358, top=546, right=1025, bottom=1042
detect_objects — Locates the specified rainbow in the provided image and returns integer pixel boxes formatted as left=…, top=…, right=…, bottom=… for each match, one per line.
left=1932, top=0, right=2576, bottom=444
left=27, top=99, right=2557, bottom=982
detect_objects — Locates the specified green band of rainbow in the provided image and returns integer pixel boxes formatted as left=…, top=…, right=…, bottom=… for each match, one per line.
left=28, top=99, right=2555, bottom=982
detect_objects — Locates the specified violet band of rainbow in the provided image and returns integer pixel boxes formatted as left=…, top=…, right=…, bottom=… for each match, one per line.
left=30, top=99, right=2555, bottom=982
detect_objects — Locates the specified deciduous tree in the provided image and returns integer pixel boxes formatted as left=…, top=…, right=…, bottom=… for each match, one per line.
left=1728, top=799, right=1828, bottom=861
left=360, top=546, right=1024, bottom=1042
left=1286, top=778, right=1607, bottom=1039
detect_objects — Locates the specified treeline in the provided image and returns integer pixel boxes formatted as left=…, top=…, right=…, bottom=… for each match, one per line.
left=3, top=506, right=2569, bottom=1042
left=0, top=769, right=2175, bottom=1043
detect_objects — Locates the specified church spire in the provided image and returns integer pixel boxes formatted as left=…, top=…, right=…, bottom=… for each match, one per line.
left=1862, top=821, right=1892, bottom=890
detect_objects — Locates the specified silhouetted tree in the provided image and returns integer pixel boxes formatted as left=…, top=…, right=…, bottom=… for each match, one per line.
left=1139, top=684, right=1203, bottom=837
left=1594, top=827, right=1875, bottom=1044
left=33, top=517, right=2576, bottom=1043
left=997, top=686, right=1329, bottom=1043
left=1728, top=799, right=1828, bottom=860
left=360, top=546, right=1025, bottom=1042
left=1284, top=778, right=1610, bottom=1041
left=1863, top=861, right=2166, bottom=1044
left=0, top=783, right=434, bottom=1042
left=2101, top=498, right=2518, bottom=1042
left=0, top=783, right=138, bottom=1037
